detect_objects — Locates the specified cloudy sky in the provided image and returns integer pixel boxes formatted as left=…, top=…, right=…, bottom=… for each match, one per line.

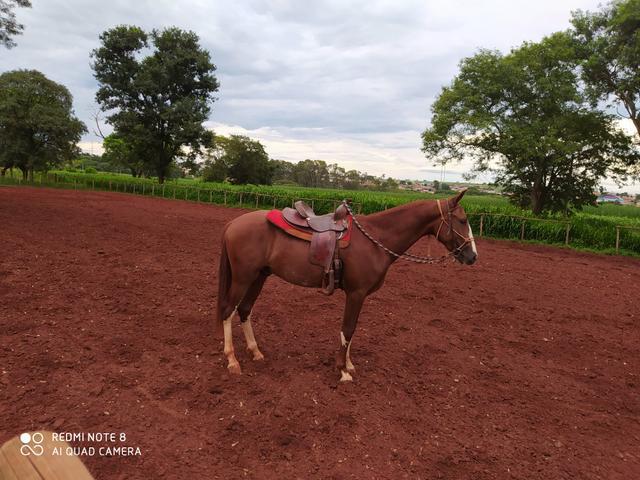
left=2, top=0, right=638, bottom=192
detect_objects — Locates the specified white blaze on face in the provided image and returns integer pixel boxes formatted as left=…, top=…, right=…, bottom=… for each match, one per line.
left=468, top=223, right=477, bottom=255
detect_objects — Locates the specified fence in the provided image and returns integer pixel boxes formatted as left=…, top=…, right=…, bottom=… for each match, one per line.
left=1, top=173, right=639, bottom=256
left=0, top=172, right=364, bottom=215
left=469, top=213, right=571, bottom=244
left=616, top=225, right=640, bottom=254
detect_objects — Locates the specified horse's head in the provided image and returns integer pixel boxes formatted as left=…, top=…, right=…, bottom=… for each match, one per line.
left=434, top=190, right=477, bottom=265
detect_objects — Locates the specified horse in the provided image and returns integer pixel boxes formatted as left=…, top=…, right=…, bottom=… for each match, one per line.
left=215, top=189, right=477, bottom=382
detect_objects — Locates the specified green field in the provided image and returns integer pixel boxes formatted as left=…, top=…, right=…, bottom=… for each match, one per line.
left=2, top=170, right=639, bottom=256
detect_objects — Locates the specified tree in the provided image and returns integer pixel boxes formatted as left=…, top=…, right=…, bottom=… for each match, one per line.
left=223, top=135, right=272, bottom=185
left=0, top=0, right=31, bottom=49
left=571, top=0, right=640, bottom=136
left=91, top=25, right=218, bottom=183
left=102, top=134, right=147, bottom=177
left=328, top=163, right=346, bottom=187
left=293, top=159, right=330, bottom=187
left=422, top=33, right=639, bottom=214
left=202, top=135, right=272, bottom=184
left=270, top=159, right=296, bottom=184
left=0, top=70, right=86, bottom=179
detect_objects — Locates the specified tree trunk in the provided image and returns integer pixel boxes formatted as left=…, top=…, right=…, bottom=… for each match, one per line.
left=531, top=178, right=544, bottom=215
left=632, top=117, right=640, bottom=138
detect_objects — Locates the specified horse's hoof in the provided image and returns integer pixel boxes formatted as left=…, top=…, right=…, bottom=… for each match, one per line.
left=227, top=363, right=242, bottom=375
left=339, top=370, right=353, bottom=382
left=252, top=350, right=265, bottom=361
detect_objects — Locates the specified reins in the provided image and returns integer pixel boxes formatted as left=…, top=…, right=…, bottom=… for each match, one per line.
left=342, top=200, right=471, bottom=264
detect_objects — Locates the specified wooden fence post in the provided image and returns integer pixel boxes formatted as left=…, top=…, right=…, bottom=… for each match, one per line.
left=142, top=183, right=145, bottom=195
left=209, top=190, right=212, bottom=203
left=224, top=191, right=227, bottom=205
left=273, top=196, right=276, bottom=208
left=255, top=194, right=259, bottom=208
left=615, top=226, right=620, bottom=254
left=173, top=186, right=176, bottom=199
left=520, top=220, right=526, bottom=240
left=239, top=192, right=243, bottom=206
left=479, top=214, right=485, bottom=237
left=565, top=223, right=571, bottom=245
left=152, top=184, right=155, bottom=196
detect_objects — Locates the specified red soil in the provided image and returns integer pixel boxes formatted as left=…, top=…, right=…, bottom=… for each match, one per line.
left=1, top=187, right=639, bottom=480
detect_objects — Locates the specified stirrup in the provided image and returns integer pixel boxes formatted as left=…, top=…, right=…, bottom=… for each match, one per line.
left=320, top=269, right=335, bottom=295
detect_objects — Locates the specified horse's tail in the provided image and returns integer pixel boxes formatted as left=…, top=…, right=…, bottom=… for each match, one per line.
left=215, top=232, right=232, bottom=337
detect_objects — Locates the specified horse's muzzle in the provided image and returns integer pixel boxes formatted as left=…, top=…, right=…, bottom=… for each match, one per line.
left=455, top=249, right=477, bottom=265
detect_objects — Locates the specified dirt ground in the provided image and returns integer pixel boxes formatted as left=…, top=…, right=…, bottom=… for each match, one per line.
left=1, top=187, right=639, bottom=480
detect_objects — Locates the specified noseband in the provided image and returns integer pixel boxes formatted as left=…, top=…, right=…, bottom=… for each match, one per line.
left=435, top=199, right=472, bottom=257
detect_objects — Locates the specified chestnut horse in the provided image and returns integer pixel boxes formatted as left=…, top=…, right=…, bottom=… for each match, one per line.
left=216, top=189, right=477, bottom=381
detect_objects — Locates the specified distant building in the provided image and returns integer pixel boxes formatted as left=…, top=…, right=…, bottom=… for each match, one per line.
left=596, top=194, right=624, bottom=204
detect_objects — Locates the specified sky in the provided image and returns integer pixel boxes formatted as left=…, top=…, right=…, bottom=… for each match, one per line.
left=2, top=0, right=639, bottom=193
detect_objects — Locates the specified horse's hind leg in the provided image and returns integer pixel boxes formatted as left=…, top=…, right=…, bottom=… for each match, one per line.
left=221, top=276, right=259, bottom=374
left=237, top=273, right=268, bottom=361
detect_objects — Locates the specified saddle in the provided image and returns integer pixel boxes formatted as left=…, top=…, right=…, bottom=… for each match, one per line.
left=267, top=201, right=352, bottom=295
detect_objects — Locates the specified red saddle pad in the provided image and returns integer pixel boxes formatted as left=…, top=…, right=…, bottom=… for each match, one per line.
left=266, top=209, right=353, bottom=247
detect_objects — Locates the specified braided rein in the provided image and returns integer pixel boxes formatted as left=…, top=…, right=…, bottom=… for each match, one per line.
left=341, top=201, right=456, bottom=265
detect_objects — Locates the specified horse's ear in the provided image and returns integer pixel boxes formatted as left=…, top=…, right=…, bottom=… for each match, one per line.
left=450, top=188, right=468, bottom=206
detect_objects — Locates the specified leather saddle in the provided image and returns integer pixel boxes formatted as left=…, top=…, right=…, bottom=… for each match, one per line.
left=272, top=201, right=351, bottom=295
left=282, top=201, right=349, bottom=232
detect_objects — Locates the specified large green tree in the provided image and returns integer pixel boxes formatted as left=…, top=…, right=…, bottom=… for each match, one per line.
left=0, top=0, right=31, bottom=49
left=0, top=70, right=86, bottom=179
left=91, top=25, right=218, bottom=183
left=571, top=0, right=640, bottom=136
left=422, top=33, right=639, bottom=214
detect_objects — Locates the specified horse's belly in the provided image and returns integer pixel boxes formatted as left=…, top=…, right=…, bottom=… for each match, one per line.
left=268, top=234, right=325, bottom=288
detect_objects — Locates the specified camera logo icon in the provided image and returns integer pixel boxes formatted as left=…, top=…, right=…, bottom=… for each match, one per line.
left=20, top=432, right=44, bottom=456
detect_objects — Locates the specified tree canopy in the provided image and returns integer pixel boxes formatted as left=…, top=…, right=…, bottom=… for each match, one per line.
left=0, top=0, right=31, bottom=49
left=202, top=135, right=273, bottom=185
left=571, top=0, right=640, bottom=136
left=422, top=33, right=639, bottom=214
left=92, top=25, right=219, bottom=183
left=101, top=134, right=149, bottom=177
left=0, top=70, right=86, bottom=179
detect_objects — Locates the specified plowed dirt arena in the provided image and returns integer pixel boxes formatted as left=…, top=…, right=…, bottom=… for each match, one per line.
left=1, top=187, right=639, bottom=479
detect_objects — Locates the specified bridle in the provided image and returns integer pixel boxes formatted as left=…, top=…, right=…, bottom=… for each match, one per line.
left=342, top=200, right=473, bottom=264
left=435, top=199, right=473, bottom=257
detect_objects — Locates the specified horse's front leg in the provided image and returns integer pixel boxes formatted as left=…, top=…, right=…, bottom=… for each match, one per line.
left=336, top=292, right=365, bottom=382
